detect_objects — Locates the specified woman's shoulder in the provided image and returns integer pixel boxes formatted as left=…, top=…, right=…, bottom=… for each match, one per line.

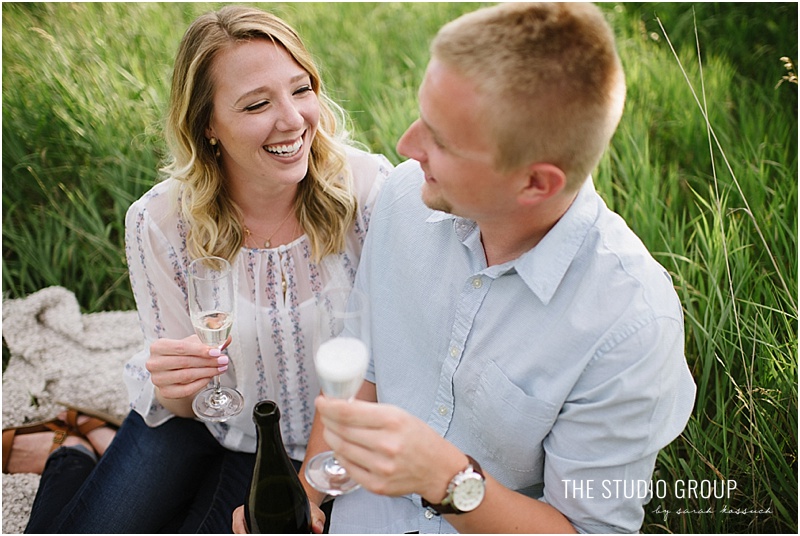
left=343, top=146, right=393, bottom=201
left=344, top=146, right=393, bottom=180
left=126, top=178, right=181, bottom=227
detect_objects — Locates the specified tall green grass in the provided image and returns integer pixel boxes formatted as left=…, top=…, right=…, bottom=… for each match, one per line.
left=2, top=3, right=796, bottom=533
left=599, top=4, right=797, bottom=533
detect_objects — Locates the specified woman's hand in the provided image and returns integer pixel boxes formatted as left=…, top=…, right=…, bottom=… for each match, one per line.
left=146, top=334, right=231, bottom=416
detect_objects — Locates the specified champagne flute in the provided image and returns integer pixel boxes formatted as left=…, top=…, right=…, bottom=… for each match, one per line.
left=188, top=256, right=244, bottom=422
left=305, top=287, right=370, bottom=496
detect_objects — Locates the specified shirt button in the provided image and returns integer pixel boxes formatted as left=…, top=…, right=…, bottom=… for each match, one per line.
left=450, top=346, right=459, bottom=358
left=472, top=277, right=483, bottom=289
left=438, top=405, right=449, bottom=416
left=425, top=509, right=435, bottom=520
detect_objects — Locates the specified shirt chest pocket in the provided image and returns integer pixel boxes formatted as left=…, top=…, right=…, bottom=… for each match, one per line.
left=467, top=361, right=559, bottom=473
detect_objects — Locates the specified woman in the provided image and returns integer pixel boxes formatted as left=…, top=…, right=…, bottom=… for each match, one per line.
left=24, top=5, right=390, bottom=533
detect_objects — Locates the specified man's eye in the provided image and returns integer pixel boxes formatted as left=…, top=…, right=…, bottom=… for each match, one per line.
left=244, top=100, right=269, bottom=112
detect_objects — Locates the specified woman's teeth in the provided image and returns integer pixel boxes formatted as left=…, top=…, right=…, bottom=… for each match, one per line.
left=265, top=138, right=303, bottom=157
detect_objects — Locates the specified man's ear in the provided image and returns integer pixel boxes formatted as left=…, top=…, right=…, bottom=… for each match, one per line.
left=517, top=162, right=567, bottom=206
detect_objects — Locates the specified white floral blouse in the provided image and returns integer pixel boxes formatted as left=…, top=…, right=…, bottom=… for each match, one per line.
left=123, top=147, right=391, bottom=460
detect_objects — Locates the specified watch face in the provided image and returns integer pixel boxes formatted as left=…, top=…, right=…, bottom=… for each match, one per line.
left=453, top=474, right=485, bottom=512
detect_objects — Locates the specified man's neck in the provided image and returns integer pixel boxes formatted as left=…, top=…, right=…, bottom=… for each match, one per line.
left=478, top=191, right=577, bottom=267
left=479, top=224, right=548, bottom=267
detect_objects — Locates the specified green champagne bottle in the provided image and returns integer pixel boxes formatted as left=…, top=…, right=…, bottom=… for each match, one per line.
left=246, top=400, right=311, bottom=533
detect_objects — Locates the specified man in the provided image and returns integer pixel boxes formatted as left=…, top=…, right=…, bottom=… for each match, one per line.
left=236, top=2, right=695, bottom=533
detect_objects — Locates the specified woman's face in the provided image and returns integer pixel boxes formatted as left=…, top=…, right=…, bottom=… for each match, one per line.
left=206, top=39, right=320, bottom=193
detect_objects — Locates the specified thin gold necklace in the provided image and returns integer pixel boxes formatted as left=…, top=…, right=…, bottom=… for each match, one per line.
left=243, top=210, right=294, bottom=249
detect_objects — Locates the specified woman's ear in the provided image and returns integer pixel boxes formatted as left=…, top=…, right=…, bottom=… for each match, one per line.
left=517, top=162, right=567, bottom=206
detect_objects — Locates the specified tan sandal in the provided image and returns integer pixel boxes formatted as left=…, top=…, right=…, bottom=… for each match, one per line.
left=57, top=403, right=121, bottom=457
left=61, top=408, right=119, bottom=440
left=54, top=401, right=123, bottom=429
left=2, top=418, right=75, bottom=473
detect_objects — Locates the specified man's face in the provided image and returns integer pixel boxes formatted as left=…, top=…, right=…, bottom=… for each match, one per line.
left=396, top=59, right=520, bottom=222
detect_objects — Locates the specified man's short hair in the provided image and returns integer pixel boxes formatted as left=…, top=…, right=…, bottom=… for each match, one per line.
left=432, top=2, right=626, bottom=190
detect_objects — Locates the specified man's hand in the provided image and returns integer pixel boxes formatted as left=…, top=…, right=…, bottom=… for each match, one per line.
left=231, top=503, right=326, bottom=533
left=313, top=394, right=577, bottom=534
left=314, top=396, right=467, bottom=502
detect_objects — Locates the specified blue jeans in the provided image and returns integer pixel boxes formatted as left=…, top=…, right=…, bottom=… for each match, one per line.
left=25, top=411, right=256, bottom=533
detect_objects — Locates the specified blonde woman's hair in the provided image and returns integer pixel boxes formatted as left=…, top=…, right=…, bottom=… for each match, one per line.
left=162, top=5, right=357, bottom=262
left=431, top=2, right=626, bottom=191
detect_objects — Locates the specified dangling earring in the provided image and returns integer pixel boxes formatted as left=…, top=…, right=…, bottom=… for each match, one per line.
left=209, top=137, right=221, bottom=158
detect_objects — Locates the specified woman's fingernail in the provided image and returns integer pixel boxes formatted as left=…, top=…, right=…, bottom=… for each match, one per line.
left=217, top=355, right=229, bottom=366
left=209, top=348, right=221, bottom=357
left=218, top=365, right=228, bottom=373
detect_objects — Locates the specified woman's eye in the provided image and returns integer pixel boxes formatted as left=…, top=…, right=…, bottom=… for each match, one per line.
left=244, top=100, right=269, bottom=112
left=294, top=85, right=313, bottom=96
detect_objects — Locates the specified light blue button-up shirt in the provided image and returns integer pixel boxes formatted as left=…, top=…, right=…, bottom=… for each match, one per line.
left=330, top=160, right=696, bottom=534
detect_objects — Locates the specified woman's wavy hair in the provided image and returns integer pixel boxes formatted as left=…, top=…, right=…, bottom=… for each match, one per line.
left=162, top=5, right=357, bottom=262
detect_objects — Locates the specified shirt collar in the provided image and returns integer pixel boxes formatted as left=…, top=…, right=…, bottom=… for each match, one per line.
left=515, top=177, right=600, bottom=304
left=426, top=211, right=477, bottom=242
left=425, top=211, right=456, bottom=224
left=424, top=178, right=600, bottom=305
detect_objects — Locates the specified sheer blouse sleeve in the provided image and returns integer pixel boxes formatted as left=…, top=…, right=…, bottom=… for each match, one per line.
left=123, top=182, right=194, bottom=426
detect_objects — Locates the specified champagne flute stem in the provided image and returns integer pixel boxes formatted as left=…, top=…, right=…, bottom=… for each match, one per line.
left=207, top=374, right=228, bottom=408
left=212, top=343, right=226, bottom=394
left=327, top=455, right=347, bottom=477
left=209, top=345, right=225, bottom=404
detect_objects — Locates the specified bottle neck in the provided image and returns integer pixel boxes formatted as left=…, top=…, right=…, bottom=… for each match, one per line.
left=258, top=420, right=286, bottom=454
left=253, top=401, right=289, bottom=460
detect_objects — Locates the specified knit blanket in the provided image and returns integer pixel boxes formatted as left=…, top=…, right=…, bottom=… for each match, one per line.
left=2, top=287, right=141, bottom=534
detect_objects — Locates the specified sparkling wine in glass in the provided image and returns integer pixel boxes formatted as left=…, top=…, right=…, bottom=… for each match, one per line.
left=305, top=287, right=369, bottom=496
left=188, top=256, right=244, bottom=422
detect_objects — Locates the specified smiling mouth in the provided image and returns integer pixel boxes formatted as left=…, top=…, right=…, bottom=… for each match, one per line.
left=264, top=136, right=304, bottom=157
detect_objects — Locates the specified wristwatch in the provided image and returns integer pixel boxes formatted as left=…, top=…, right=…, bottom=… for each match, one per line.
left=421, top=455, right=485, bottom=515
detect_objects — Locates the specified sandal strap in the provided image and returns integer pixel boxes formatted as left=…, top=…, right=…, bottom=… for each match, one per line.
left=2, top=429, right=15, bottom=473
left=55, top=401, right=123, bottom=429
left=76, top=417, right=106, bottom=436
left=2, top=419, right=73, bottom=473
left=63, top=408, right=111, bottom=437
left=36, top=421, right=71, bottom=453
left=50, top=428, right=68, bottom=451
